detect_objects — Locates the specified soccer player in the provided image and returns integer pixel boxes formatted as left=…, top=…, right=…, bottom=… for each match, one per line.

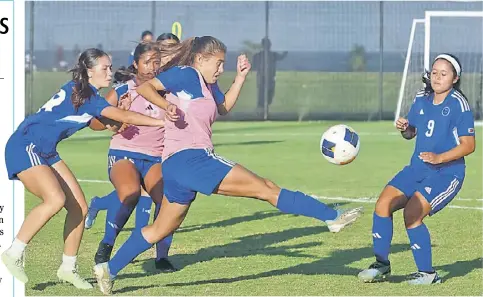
left=93, top=36, right=363, bottom=294
left=358, top=54, right=475, bottom=285
left=87, top=41, right=177, bottom=273
left=86, top=35, right=182, bottom=273
left=128, top=30, right=153, bottom=65
left=1, top=48, right=164, bottom=287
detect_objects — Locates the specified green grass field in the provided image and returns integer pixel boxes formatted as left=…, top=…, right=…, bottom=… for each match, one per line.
left=23, top=121, right=482, bottom=296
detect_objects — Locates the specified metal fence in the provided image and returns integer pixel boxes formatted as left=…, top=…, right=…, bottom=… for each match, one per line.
left=25, top=1, right=483, bottom=121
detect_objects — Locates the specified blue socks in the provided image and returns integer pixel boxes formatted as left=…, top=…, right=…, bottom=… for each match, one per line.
left=91, top=191, right=118, bottom=210
left=102, top=201, right=135, bottom=246
left=135, top=196, right=153, bottom=230
left=151, top=202, right=173, bottom=260
left=108, top=228, right=153, bottom=276
left=407, top=224, right=433, bottom=273
left=276, top=189, right=338, bottom=221
left=372, top=212, right=393, bottom=264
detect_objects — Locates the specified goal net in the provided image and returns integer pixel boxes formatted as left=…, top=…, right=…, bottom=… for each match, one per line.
left=395, top=11, right=483, bottom=123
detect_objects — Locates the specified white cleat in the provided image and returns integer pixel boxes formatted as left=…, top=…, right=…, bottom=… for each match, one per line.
left=57, top=266, right=93, bottom=289
left=326, top=207, right=364, bottom=233
left=94, top=262, right=114, bottom=295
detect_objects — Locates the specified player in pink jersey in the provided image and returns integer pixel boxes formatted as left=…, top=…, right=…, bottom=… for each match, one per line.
left=87, top=42, right=177, bottom=273
left=87, top=37, right=180, bottom=273
left=94, top=37, right=363, bottom=294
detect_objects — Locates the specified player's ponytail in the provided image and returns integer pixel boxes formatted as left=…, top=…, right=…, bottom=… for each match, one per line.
left=69, top=48, right=108, bottom=110
left=158, top=36, right=226, bottom=72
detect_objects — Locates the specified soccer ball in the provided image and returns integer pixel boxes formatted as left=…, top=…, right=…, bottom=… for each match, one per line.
left=320, top=124, right=360, bottom=165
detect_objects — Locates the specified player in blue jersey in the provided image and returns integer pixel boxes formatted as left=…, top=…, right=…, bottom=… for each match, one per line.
left=358, top=54, right=475, bottom=285
left=93, top=36, right=364, bottom=295
left=1, top=48, right=164, bottom=288
left=128, top=30, right=153, bottom=65
left=86, top=38, right=180, bottom=273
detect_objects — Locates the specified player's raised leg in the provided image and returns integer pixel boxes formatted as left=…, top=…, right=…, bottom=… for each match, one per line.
left=51, top=160, right=93, bottom=289
left=85, top=191, right=118, bottom=229
left=215, top=162, right=363, bottom=233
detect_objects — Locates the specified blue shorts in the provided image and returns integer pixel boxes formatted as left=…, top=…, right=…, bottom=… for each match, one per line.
left=107, top=149, right=161, bottom=180
left=5, top=133, right=61, bottom=180
left=388, top=166, right=464, bottom=215
left=162, top=148, right=236, bottom=205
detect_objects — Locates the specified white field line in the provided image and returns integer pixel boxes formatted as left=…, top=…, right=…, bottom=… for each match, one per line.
left=77, top=179, right=483, bottom=211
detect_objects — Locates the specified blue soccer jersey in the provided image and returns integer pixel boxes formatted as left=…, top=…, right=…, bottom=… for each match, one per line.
left=17, top=80, right=111, bottom=155
left=406, top=88, right=475, bottom=175
left=155, top=66, right=225, bottom=105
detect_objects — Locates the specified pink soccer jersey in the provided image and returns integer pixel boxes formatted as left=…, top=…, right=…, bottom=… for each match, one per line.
left=110, top=79, right=165, bottom=157
left=156, top=66, right=225, bottom=160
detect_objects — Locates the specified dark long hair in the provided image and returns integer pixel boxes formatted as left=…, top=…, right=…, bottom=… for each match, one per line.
left=113, top=42, right=159, bottom=84
left=69, top=48, right=108, bottom=109
left=157, top=33, right=180, bottom=43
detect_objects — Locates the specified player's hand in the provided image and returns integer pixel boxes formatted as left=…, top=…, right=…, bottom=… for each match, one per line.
left=118, top=93, right=132, bottom=111
left=105, top=124, right=120, bottom=133
left=396, top=117, right=409, bottom=132
left=165, top=103, right=179, bottom=122
left=419, top=152, right=442, bottom=164
left=117, top=123, right=131, bottom=133
left=236, top=54, right=251, bottom=78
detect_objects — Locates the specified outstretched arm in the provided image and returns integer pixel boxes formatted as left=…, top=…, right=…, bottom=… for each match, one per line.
left=100, top=106, right=164, bottom=127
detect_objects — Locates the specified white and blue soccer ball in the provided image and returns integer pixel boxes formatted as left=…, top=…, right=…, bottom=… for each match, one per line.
left=320, top=124, right=360, bottom=165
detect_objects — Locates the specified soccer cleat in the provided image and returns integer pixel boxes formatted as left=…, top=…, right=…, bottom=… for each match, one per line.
left=358, top=261, right=391, bottom=283
left=325, top=206, right=364, bottom=233
left=1, top=251, right=28, bottom=283
left=94, top=242, right=114, bottom=264
left=154, top=258, right=177, bottom=273
left=85, top=197, right=99, bottom=229
left=407, top=271, right=442, bottom=285
left=57, top=266, right=93, bottom=289
left=94, top=262, right=115, bottom=295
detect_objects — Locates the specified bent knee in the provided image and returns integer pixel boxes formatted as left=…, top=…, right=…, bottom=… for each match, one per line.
left=45, top=193, right=66, bottom=213
left=116, top=186, right=141, bottom=203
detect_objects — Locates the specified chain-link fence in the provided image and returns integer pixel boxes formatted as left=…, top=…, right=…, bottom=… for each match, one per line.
left=25, top=1, right=483, bottom=121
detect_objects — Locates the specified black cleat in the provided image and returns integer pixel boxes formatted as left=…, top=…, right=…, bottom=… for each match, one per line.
left=94, top=242, right=114, bottom=264
left=154, top=258, right=177, bottom=273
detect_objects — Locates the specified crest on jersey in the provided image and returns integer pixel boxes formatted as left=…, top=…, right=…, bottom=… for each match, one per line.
left=442, top=107, right=451, bottom=116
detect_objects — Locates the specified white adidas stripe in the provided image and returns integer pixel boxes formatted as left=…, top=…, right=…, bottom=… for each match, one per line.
left=430, top=179, right=460, bottom=210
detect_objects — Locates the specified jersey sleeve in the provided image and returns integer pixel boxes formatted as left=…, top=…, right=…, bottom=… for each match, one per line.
left=155, top=66, right=200, bottom=94
left=114, top=84, right=129, bottom=101
left=456, top=109, right=475, bottom=137
left=84, top=95, right=111, bottom=117
left=211, top=82, right=225, bottom=105
left=406, top=98, right=420, bottom=127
